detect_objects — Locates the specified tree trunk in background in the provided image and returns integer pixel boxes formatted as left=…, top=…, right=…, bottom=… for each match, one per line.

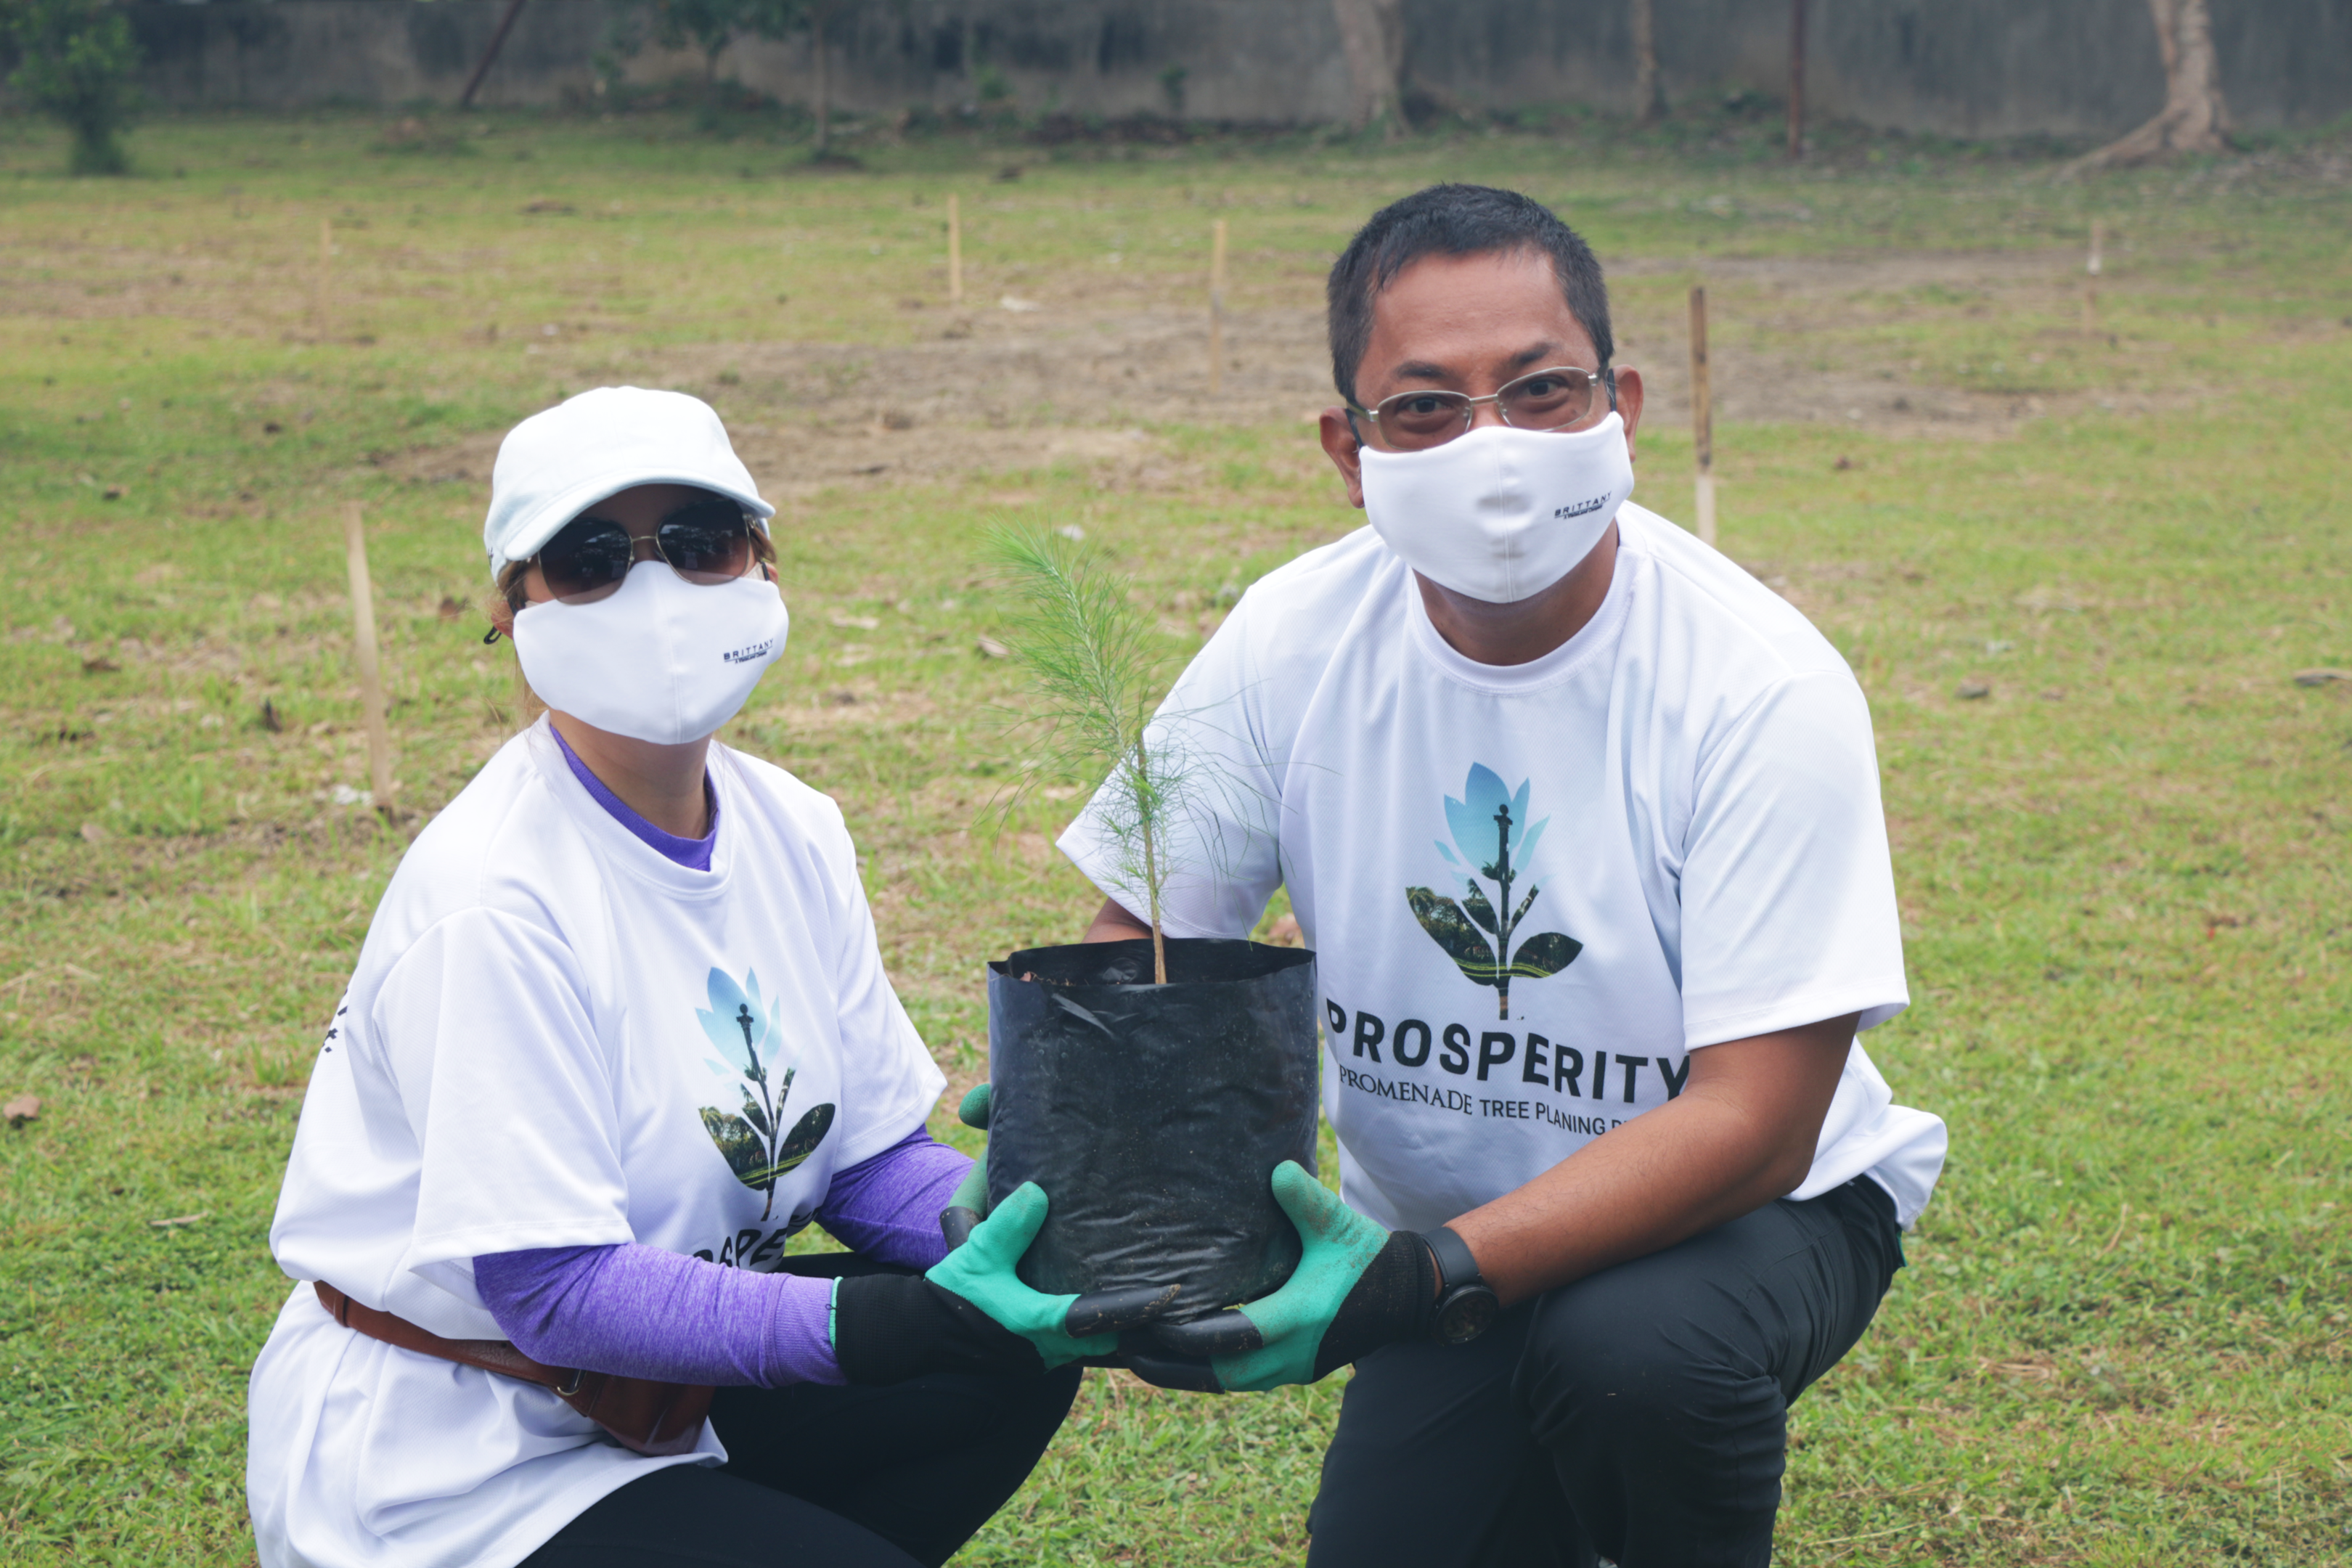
left=812, top=9, right=830, bottom=155
left=1786, top=0, right=1806, bottom=159
left=457, top=0, right=528, bottom=111
left=1631, top=0, right=1664, bottom=125
left=2072, top=0, right=2231, bottom=170
left=1332, top=0, right=1404, bottom=137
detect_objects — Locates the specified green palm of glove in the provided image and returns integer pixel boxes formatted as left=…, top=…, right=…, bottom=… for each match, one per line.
left=926, top=1180, right=1114, bottom=1370
left=1206, top=1161, right=1392, bottom=1392
left=939, top=1082, right=992, bottom=1249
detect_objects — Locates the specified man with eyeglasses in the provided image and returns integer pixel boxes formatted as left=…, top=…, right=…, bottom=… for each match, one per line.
left=1057, top=185, right=1947, bottom=1566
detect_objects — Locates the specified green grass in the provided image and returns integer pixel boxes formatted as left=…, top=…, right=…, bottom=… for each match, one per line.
left=3, top=105, right=2349, bottom=1565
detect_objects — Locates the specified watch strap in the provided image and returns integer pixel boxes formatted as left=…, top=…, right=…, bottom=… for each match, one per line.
left=1424, top=1225, right=1483, bottom=1297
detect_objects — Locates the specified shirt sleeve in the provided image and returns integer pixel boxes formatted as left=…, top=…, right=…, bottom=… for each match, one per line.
left=375, top=907, right=639, bottom=1291
left=815, top=1127, right=970, bottom=1270
left=1677, top=671, right=1910, bottom=1048
left=1055, top=606, right=1289, bottom=939
left=476, top=1244, right=842, bottom=1387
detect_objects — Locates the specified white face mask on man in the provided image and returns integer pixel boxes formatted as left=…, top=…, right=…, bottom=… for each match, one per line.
left=513, top=564, right=790, bottom=746
left=1360, top=412, right=1636, bottom=605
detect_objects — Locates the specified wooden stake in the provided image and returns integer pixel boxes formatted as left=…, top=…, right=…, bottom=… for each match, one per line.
left=947, top=193, right=963, bottom=306
left=1208, top=217, right=1228, bottom=395
left=342, top=502, right=396, bottom=815
left=2083, top=218, right=2104, bottom=335
left=1689, top=285, right=1717, bottom=547
left=315, top=216, right=332, bottom=340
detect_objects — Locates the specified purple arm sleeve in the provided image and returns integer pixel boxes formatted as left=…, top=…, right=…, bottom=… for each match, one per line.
left=816, top=1127, right=973, bottom=1271
left=475, top=1244, right=844, bottom=1387
left=473, top=1129, right=974, bottom=1384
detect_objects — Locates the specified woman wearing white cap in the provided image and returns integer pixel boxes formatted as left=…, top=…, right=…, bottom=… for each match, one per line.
left=246, top=388, right=1161, bottom=1568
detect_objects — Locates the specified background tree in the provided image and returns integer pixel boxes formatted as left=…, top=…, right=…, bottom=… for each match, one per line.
left=1630, top=0, right=1664, bottom=126
left=2073, top=0, right=2231, bottom=170
left=613, top=0, right=854, bottom=156
left=1330, top=0, right=1403, bottom=138
left=638, top=0, right=777, bottom=90
left=793, top=0, right=851, bottom=160
left=1, top=0, right=140, bottom=175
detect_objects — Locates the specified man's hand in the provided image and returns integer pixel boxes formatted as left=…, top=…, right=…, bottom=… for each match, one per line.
left=1141, top=1162, right=1434, bottom=1392
left=837, top=1182, right=1173, bottom=1384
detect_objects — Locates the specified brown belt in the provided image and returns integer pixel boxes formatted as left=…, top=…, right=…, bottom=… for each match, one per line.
left=314, top=1281, right=713, bottom=1458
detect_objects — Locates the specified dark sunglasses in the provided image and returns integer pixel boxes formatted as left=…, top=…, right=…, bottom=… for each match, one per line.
left=535, top=497, right=758, bottom=604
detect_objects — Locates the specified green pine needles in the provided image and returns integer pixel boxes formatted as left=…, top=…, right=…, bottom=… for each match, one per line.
left=986, top=526, right=1206, bottom=985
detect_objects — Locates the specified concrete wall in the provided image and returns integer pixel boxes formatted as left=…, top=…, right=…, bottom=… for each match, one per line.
left=115, top=0, right=2352, bottom=137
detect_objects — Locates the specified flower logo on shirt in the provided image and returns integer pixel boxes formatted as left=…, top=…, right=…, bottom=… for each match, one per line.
left=1405, top=763, right=1583, bottom=1019
left=694, top=967, right=835, bottom=1219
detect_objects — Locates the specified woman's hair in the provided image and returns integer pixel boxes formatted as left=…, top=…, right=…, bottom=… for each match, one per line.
left=483, top=494, right=778, bottom=722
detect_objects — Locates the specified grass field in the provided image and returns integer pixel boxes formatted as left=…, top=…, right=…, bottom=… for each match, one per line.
left=2, top=102, right=2349, bottom=1565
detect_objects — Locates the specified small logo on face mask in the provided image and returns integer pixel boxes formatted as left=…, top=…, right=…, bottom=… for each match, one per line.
left=1552, top=494, right=1609, bottom=521
left=722, top=640, right=775, bottom=665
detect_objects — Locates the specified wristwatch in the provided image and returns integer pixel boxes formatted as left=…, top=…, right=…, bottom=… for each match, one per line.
left=1423, top=1225, right=1499, bottom=1346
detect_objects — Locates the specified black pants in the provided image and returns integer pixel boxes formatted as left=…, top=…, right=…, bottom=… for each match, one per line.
left=1307, top=1179, right=1905, bottom=1568
left=522, top=1256, right=1082, bottom=1568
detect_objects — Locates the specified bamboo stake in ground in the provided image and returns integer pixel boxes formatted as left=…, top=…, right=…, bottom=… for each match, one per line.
left=1208, top=218, right=1228, bottom=396
left=2084, top=219, right=2104, bottom=336
left=342, top=502, right=396, bottom=817
left=1688, top=285, right=1717, bottom=547
left=947, top=194, right=963, bottom=306
left=315, top=216, right=333, bottom=340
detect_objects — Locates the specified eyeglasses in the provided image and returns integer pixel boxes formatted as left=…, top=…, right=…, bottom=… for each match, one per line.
left=1347, top=365, right=1617, bottom=452
left=534, top=497, right=757, bottom=604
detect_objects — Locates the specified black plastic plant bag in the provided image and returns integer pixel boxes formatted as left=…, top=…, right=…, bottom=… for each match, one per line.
left=987, top=937, right=1320, bottom=1323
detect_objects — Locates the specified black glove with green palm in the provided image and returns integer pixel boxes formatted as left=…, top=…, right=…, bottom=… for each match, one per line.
left=1128, top=1162, right=1442, bottom=1393
left=938, top=1082, right=994, bottom=1249
left=838, top=1180, right=1172, bottom=1384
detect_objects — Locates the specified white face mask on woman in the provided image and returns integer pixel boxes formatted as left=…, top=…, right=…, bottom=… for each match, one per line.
left=1360, top=412, right=1636, bottom=605
left=513, top=564, right=790, bottom=746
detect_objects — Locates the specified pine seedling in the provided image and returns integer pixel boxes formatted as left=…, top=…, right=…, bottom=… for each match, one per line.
left=985, top=526, right=1206, bottom=985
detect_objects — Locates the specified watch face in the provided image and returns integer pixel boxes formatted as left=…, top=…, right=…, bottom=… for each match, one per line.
left=1435, top=1286, right=1499, bottom=1346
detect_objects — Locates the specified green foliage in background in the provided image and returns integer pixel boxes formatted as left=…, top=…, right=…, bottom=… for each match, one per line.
left=1, top=0, right=140, bottom=174
left=0, top=107, right=2347, bottom=1565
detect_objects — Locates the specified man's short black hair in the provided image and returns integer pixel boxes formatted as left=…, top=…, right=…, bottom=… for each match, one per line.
left=1326, top=184, right=1614, bottom=409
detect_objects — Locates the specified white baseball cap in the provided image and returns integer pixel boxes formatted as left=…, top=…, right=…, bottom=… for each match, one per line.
left=481, top=386, right=775, bottom=579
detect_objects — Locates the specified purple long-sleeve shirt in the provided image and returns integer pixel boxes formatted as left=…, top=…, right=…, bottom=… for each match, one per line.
left=475, top=732, right=970, bottom=1387
left=475, top=1128, right=969, bottom=1387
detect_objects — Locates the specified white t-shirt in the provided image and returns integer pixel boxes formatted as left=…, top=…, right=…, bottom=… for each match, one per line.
left=248, top=719, right=944, bottom=1568
left=1060, top=506, right=1945, bottom=1236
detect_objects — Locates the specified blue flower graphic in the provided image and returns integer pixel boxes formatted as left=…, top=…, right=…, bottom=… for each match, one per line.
left=1434, top=762, right=1551, bottom=886
left=1408, top=764, right=1581, bottom=1018
left=693, top=967, right=834, bottom=1218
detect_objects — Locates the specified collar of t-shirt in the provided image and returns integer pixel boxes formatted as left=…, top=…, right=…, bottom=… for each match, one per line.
left=1402, top=542, right=1633, bottom=695
left=549, top=722, right=719, bottom=872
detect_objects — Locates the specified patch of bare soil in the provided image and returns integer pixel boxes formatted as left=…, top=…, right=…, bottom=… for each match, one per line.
left=379, top=245, right=2216, bottom=494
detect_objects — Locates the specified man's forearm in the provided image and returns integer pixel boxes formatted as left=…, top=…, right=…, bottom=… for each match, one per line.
left=1083, top=897, right=1151, bottom=944
left=1446, top=1013, right=1858, bottom=1307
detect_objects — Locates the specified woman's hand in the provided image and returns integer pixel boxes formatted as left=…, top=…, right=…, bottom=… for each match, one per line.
left=938, top=1084, right=993, bottom=1249
left=834, top=1183, right=1172, bottom=1384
